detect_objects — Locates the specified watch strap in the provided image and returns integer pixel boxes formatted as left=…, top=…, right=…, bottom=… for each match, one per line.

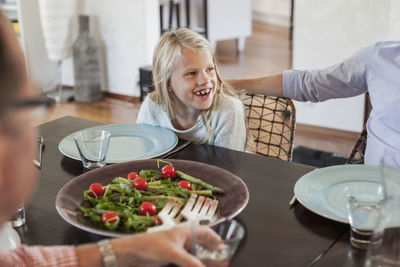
left=98, top=239, right=118, bottom=267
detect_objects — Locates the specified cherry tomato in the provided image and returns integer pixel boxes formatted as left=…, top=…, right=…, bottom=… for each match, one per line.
left=102, top=211, right=119, bottom=224
left=154, top=216, right=163, bottom=225
left=139, top=201, right=157, bottom=216
left=161, top=165, right=175, bottom=179
left=133, top=177, right=148, bottom=190
left=127, top=172, right=139, bottom=180
left=178, top=180, right=192, bottom=190
left=101, top=212, right=120, bottom=230
left=89, top=183, right=105, bottom=197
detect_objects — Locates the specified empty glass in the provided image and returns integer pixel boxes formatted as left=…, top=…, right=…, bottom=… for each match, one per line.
left=344, top=185, right=384, bottom=249
left=364, top=117, right=400, bottom=266
left=74, top=130, right=111, bottom=170
left=9, top=206, right=26, bottom=228
left=192, top=219, right=245, bottom=267
left=365, top=155, right=400, bottom=266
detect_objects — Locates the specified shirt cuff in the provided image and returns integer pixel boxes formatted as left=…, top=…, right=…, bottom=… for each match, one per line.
left=282, top=69, right=298, bottom=99
left=22, top=245, right=79, bottom=267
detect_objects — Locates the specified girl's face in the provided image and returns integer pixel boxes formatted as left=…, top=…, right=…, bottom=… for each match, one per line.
left=169, top=47, right=217, bottom=114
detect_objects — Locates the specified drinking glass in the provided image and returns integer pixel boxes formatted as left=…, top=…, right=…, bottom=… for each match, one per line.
left=344, top=185, right=384, bottom=249
left=9, top=206, right=26, bottom=228
left=74, top=130, right=111, bottom=171
left=364, top=155, right=400, bottom=266
left=192, top=219, right=245, bottom=267
left=364, top=117, right=400, bottom=266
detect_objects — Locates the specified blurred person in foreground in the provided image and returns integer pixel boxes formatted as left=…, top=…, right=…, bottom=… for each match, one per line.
left=0, top=12, right=220, bottom=267
left=227, top=41, right=400, bottom=165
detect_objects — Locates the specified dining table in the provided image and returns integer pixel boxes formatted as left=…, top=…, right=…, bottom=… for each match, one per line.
left=17, top=116, right=368, bottom=266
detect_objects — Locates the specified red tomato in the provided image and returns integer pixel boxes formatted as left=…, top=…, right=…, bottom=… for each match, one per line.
left=133, top=177, right=148, bottom=190
left=89, top=183, right=105, bottom=197
left=154, top=216, right=163, bottom=225
left=102, top=211, right=120, bottom=224
left=127, top=172, right=139, bottom=180
left=139, top=201, right=157, bottom=216
left=161, top=165, right=175, bottom=179
left=178, top=180, right=192, bottom=190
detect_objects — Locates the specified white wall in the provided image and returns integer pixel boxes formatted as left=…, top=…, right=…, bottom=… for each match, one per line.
left=293, top=0, right=400, bottom=132
left=252, top=0, right=291, bottom=27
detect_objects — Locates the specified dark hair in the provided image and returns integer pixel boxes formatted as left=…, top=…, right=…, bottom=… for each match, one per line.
left=0, top=11, right=23, bottom=121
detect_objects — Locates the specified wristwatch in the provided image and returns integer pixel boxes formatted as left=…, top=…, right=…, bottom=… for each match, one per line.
left=98, top=239, right=118, bottom=267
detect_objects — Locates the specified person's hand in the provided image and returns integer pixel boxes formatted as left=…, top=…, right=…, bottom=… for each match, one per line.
left=112, top=225, right=222, bottom=267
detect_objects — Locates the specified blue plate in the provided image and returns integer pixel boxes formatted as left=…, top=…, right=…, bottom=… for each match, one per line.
left=59, top=124, right=178, bottom=163
left=294, top=165, right=381, bottom=223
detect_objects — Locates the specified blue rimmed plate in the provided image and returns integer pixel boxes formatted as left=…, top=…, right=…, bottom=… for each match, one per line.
left=294, top=165, right=381, bottom=223
left=58, top=124, right=178, bottom=163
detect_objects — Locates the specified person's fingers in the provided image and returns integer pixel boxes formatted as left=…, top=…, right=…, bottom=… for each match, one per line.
left=185, top=226, right=222, bottom=251
left=169, top=247, right=206, bottom=267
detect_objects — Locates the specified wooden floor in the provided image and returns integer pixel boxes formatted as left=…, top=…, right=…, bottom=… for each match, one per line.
left=38, top=21, right=359, bottom=157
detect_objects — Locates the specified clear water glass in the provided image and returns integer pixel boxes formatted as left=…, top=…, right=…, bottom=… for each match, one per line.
left=365, top=154, right=400, bottom=266
left=192, top=219, right=245, bottom=267
left=344, top=186, right=384, bottom=249
left=74, top=129, right=111, bottom=170
left=10, top=206, right=26, bottom=228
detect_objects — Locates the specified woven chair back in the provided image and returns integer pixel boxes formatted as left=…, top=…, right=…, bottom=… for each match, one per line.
left=346, top=128, right=367, bottom=165
left=240, top=93, right=296, bottom=161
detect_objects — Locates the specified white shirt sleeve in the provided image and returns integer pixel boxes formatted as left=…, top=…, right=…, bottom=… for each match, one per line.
left=283, top=43, right=375, bottom=102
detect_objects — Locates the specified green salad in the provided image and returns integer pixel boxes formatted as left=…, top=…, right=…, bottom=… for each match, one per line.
left=77, top=160, right=224, bottom=233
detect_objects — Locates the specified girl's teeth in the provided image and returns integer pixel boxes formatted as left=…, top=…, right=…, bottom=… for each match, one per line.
left=194, top=88, right=210, bottom=96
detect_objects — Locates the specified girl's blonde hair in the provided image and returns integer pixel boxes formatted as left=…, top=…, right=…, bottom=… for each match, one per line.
left=149, top=28, right=254, bottom=150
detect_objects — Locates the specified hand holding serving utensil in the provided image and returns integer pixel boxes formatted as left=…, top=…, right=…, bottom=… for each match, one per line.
left=147, top=194, right=219, bottom=232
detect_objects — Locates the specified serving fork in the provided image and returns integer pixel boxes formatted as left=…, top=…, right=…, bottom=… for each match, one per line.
left=147, top=198, right=184, bottom=232
left=180, top=193, right=219, bottom=224
left=147, top=193, right=219, bottom=232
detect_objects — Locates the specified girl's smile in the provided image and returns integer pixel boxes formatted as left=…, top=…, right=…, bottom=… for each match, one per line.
left=193, top=87, right=212, bottom=98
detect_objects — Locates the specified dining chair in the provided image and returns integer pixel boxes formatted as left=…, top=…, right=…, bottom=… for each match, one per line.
left=345, top=128, right=367, bottom=165
left=346, top=93, right=371, bottom=165
left=240, top=93, right=296, bottom=161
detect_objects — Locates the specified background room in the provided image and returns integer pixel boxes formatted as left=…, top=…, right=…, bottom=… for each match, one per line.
left=2, top=0, right=399, bottom=166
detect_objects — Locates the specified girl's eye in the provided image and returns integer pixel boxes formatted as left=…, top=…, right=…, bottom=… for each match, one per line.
left=207, top=67, right=215, bottom=72
left=186, top=71, right=196, bottom=77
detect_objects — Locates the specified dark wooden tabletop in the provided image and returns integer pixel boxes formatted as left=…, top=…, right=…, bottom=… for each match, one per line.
left=18, top=116, right=362, bottom=266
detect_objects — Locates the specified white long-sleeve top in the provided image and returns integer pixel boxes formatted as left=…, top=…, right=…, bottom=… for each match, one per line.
left=137, top=95, right=247, bottom=152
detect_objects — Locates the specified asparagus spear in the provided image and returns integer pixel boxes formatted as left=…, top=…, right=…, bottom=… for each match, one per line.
left=175, top=170, right=224, bottom=194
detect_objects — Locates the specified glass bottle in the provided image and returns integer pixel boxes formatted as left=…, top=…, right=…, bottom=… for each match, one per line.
left=72, top=15, right=102, bottom=102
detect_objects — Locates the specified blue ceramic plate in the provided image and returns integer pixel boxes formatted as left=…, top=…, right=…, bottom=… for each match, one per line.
left=59, top=124, right=178, bottom=163
left=294, top=165, right=381, bottom=223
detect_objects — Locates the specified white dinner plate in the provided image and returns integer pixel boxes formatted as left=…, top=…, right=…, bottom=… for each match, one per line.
left=294, top=165, right=381, bottom=223
left=59, top=124, right=178, bottom=163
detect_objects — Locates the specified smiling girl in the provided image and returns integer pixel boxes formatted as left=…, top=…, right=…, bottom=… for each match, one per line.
left=137, top=28, right=251, bottom=151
